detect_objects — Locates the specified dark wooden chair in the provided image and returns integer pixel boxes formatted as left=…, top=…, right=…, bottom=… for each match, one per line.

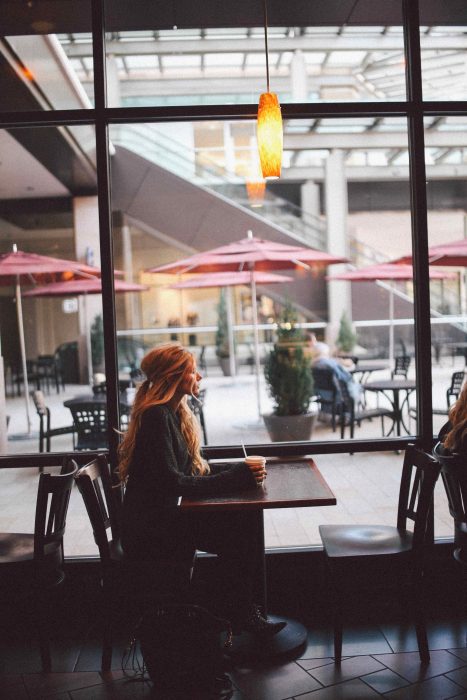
left=433, top=442, right=467, bottom=565
left=0, top=457, right=78, bottom=671
left=32, top=390, right=76, bottom=454
left=68, top=402, right=108, bottom=450
left=391, top=355, right=411, bottom=379
left=312, top=367, right=342, bottom=431
left=75, top=456, right=195, bottom=671
left=319, top=445, right=440, bottom=664
left=337, top=378, right=393, bottom=440
left=187, top=388, right=208, bottom=444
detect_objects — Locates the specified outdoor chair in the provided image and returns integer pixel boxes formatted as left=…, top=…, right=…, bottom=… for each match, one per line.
left=311, top=367, right=342, bottom=431
left=68, top=402, right=108, bottom=450
left=433, top=442, right=467, bottom=566
left=187, top=388, right=208, bottom=444
left=337, top=378, right=393, bottom=440
left=198, top=345, right=207, bottom=376
left=75, top=455, right=195, bottom=671
left=433, top=370, right=464, bottom=416
left=391, top=355, right=411, bottom=379
left=319, top=445, right=440, bottom=664
left=9, top=359, right=42, bottom=396
left=36, top=354, right=62, bottom=394
left=0, top=457, right=78, bottom=671
left=32, top=390, right=76, bottom=455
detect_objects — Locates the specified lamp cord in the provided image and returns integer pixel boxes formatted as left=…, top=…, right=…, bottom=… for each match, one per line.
left=263, top=0, right=270, bottom=92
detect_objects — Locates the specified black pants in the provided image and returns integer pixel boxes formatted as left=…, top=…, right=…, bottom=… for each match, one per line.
left=182, top=509, right=262, bottom=618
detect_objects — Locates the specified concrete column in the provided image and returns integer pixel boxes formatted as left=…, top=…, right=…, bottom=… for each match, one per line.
left=324, top=150, right=350, bottom=346
left=291, top=50, right=308, bottom=102
left=106, top=54, right=121, bottom=107
left=301, top=180, right=320, bottom=220
left=121, top=223, right=140, bottom=329
left=73, top=197, right=101, bottom=384
left=223, top=123, right=236, bottom=175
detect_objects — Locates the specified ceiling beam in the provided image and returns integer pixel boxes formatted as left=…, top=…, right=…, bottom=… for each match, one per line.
left=284, top=131, right=467, bottom=150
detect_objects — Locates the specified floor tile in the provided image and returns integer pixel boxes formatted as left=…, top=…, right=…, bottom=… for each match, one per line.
left=384, top=673, right=464, bottom=700
left=361, top=668, right=410, bottom=693
left=297, top=658, right=334, bottom=671
left=23, top=671, right=103, bottom=698
left=300, top=625, right=392, bottom=659
left=381, top=620, right=467, bottom=653
left=447, top=665, right=467, bottom=689
left=450, top=649, right=467, bottom=662
left=309, top=655, right=385, bottom=686
left=70, top=678, right=153, bottom=699
left=231, top=661, right=321, bottom=700
left=373, top=649, right=466, bottom=683
left=293, top=677, right=382, bottom=699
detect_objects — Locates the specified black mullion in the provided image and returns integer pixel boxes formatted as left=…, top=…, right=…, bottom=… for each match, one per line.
left=403, top=0, right=432, bottom=452
left=0, top=109, right=95, bottom=128
left=92, top=0, right=120, bottom=472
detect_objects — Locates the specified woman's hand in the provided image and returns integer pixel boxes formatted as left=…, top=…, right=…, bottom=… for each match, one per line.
left=246, top=462, right=267, bottom=485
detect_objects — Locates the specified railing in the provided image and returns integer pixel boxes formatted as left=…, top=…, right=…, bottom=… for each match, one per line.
left=111, top=123, right=326, bottom=249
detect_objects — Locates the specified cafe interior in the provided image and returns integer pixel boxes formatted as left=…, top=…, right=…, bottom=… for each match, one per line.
left=1, top=0, right=467, bottom=697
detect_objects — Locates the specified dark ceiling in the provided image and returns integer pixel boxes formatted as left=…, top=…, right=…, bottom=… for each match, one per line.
left=2, top=1, right=467, bottom=36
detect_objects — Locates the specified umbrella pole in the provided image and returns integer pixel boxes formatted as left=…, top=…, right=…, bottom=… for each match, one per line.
left=250, top=272, right=262, bottom=418
left=83, top=294, right=93, bottom=386
left=226, top=286, right=236, bottom=376
left=16, top=277, right=32, bottom=434
left=389, top=285, right=395, bottom=366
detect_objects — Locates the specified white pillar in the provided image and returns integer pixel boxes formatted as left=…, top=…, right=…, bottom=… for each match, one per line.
left=291, top=50, right=308, bottom=102
left=121, top=223, right=141, bottom=328
left=223, top=123, right=236, bottom=175
left=325, top=150, right=350, bottom=346
left=106, top=54, right=121, bottom=108
left=301, top=180, right=320, bottom=220
left=73, top=197, right=100, bottom=384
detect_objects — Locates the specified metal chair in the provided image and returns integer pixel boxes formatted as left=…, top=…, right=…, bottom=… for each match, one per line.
left=0, top=457, right=78, bottom=671
left=36, top=354, right=62, bottom=394
left=68, top=402, right=108, bottom=450
left=311, top=367, right=342, bottom=432
left=187, top=388, right=208, bottom=444
left=319, top=445, right=440, bottom=664
left=32, top=390, right=76, bottom=454
left=75, top=456, right=195, bottom=671
left=391, top=355, right=411, bottom=379
left=337, top=378, right=393, bottom=440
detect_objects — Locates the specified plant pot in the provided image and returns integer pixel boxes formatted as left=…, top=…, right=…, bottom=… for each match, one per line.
left=262, top=412, right=315, bottom=442
left=218, top=357, right=232, bottom=377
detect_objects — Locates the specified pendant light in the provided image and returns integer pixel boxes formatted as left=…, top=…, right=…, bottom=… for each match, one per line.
left=257, top=0, right=283, bottom=179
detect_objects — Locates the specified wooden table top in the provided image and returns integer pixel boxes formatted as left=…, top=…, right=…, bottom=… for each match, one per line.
left=180, top=459, right=336, bottom=512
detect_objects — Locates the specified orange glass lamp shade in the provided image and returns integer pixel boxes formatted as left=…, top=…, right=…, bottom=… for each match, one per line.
left=246, top=178, right=266, bottom=205
left=257, top=92, right=283, bottom=179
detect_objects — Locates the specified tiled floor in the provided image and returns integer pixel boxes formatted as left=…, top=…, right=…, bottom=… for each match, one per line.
left=2, top=616, right=467, bottom=699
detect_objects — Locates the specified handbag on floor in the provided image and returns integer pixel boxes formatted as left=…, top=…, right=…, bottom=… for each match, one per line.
left=137, top=603, right=233, bottom=696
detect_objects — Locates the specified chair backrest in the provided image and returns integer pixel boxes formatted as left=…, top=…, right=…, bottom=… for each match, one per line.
left=312, top=367, right=340, bottom=401
left=74, top=455, right=122, bottom=565
left=187, top=389, right=208, bottom=444
left=34, top=457, right=78, bottom=562
left=392, top=355, right=411, bottom=378
left=92, top=382, right=107, bottom=395
left=448, top=371, right=465, bottom=406
left=69, top=402, right=108, bottom=449
left=433, top=442, right=467, bottom=563
left=337, top=378, right=353, bottom=414
left=396, top=445, right=440, bottom=556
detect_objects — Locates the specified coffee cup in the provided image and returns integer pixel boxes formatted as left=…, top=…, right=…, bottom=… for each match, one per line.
left=245, top=455, right=266, bottom=486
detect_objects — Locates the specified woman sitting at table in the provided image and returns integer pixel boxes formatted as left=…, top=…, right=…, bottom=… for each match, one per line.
left=437, top=382, right=467, bottom=455
left=119, top=341, right=285, bottom=636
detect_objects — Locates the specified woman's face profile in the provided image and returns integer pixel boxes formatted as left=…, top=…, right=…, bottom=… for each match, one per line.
left=179, top=359, right=202, bottom=397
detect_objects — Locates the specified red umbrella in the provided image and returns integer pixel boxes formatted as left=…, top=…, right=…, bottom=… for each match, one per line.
left=149, top=232, right=346, bottom=416
left=327, top=262, right=455, bottom=362
left=24, top=278, right=149, bottom=386
left=169, top=270, right=292, bottom=376
left=0, top=246, right=102, bottom=436
left=396, top=238, right=467, bottom=267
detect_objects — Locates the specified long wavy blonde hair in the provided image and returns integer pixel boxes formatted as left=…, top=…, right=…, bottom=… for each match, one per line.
left=444, top=382, right=467, bottom=452
left=118, top=342, right=209, bottom=482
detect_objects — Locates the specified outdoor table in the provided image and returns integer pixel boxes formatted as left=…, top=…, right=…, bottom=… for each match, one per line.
left=181, top=458, right=336, bottom=657
left=63, top=393, right=132, bottom=411
left=349, top=362, right=389, bottom=383
left=363, top=379, right=416, bottom=436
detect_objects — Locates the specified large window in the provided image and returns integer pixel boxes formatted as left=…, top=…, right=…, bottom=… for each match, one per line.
left=2, top=0, right=463, bottom=553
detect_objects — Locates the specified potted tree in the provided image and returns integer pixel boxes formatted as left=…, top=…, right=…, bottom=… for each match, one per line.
left=215, top=289, right=232, bottom=376
left=336, top=311, right=357, bottom=354
left=263, top=304, right=316, bottom=441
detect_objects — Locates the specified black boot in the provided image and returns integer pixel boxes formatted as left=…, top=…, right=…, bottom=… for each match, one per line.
left=237, top=605, right=287, bottom=637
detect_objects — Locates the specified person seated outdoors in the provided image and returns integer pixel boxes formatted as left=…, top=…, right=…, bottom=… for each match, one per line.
left=437, top=382, right=467, bottom=455
left=119, top=341, right=286, bottom=637
left=306, top=333, right=362, bottom=404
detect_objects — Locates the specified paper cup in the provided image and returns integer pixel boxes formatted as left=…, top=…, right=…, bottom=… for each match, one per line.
left=245, top=455, right=266, bottom=486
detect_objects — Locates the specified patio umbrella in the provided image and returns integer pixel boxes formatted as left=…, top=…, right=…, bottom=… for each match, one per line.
left=327, top=263, right=455, bottom=364
left=0, top=246, right=101, bottom=437
left=169, top=270, right=293, bottom=376
left=24, top=278, right=149, bottom=387
left=149, top=232, right=347, bottom=416
left=396, top=237, right=467, bottom=267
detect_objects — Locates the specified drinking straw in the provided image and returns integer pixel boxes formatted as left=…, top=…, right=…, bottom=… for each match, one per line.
left=241, top=441, right=248, bottom=458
